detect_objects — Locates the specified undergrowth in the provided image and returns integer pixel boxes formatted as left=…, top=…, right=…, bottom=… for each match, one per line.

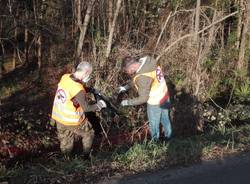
left=2, top=124, right=250, bottom=183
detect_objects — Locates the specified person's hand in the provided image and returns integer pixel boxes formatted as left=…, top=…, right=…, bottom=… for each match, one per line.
left=120, top=100, right=129, bottom=106
left=96, top=100, right=107, bottom=111
left=117, top=86, right=127, bottom=94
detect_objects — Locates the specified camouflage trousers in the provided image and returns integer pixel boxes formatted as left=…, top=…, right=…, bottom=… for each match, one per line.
left=56, top=119, right=95, bottom=154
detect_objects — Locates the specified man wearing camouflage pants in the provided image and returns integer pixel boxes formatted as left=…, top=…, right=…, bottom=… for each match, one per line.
left=51, top=61, right=106, bottom=158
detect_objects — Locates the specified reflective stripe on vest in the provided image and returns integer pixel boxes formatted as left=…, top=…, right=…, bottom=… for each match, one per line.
left=52, top=111, right=83, bottom=126
left=133, top=66, right=169, bottom=105
left=51, top=74, right=85, bottom=126
left=52, top=102, right=84, bottom=125
left=53, top=103, right=83, bottom=116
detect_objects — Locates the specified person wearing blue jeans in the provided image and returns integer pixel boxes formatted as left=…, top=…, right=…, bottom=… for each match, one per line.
left=118, top=56, right=172, bottom=141
left=147, top=102, right=172, bottom=140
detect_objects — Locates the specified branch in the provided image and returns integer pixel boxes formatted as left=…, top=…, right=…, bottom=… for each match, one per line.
left=99, top=120, right=112, bottom=146
left=153, top=11, right=173, bottom=55
left=206, top=94, right=226, bottom=112
left=156, top=11, right=239, bottom=61
left=76, top=0, right=96, bottom=58
left=130, top=121, right=149, bottom=143
left=105, top=0, right=122, bottom=58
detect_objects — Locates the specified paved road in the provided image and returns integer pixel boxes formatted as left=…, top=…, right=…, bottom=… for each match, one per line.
left=99, top=152, right=250, bottom=184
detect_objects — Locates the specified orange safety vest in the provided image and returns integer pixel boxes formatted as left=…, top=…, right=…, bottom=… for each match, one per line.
left=51, top=74, right=85, bottom=126
left=133, top=66, right=169, bottom=105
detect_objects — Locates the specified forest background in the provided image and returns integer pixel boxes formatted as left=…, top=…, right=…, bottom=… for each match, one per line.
left=0, top=0, right=250, bottom=183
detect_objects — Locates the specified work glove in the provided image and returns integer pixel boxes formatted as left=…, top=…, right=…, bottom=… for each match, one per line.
left=96, top=100, right=107, bottom=111
left=120, top=100, right=129, bottom=106
left=117, top=86, right=128, bottom=94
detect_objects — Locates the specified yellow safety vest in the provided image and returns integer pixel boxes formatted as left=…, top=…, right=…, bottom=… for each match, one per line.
left=133, top=66, right=169, bottom=105
left=51, top=74, right=85, bottom=126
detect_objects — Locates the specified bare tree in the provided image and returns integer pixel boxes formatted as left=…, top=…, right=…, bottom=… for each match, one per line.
left=106, top=0, right=122, bottom=58
left=24, top=7, right=29, bottom=63
left=238, top=0, right=250, bottom=71
left=194, top=0, right=201, bottom=42
left=12, top=17, right=17, bottom=69
left=156, top=11, right=239, bottom=61
left=76, top=0, right=96, bottom=58
left=0, top=19, right=3, bottom=78
left=35, top=0, right=42, bottom=70
left=207, top=1, right=218, bottom=51
left=236, top=0, right=244, bottom=49
left=108, top=0, right=113, bottom=33
left=7, top=0, right=17, bottom=70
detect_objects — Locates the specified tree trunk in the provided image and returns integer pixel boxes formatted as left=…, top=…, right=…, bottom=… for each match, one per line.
left=246, top=1, right=250, bottom=50
left=207, top=1, right=218, bottom=50
left=37, top=35, right=42, bottom=69
left=220, top=5, right=225, bottom=51
left=76, top=0, right=96, bottom=58
left=24, top=7, right=29, bottom=63
left=76, top=0, right=81, bottom=26
left=122, top=0, right=127, bottom=32
left=238, top=0, right=250, bottom=71
left=141, top=0, right=147, bottom=33
left=0, top=19, right=3, bottom=78
left=12, top=18, right=17, bottom=70
left=105, top=0, right=122, bottom=59
left=127, top=0, right=132, bottom=33
left=0, top=41, right=4, bottom=79
left=236, top=0, right=244, bottom=49
left=37, top=0, right=44, bottom=70
left=188, top=11, right=195, bottom=49
left=221, top=23, right=225, bottom=50
left=91, top=9, right=97, bottom=62
left=194, top=0, right=201, bottom=42
left=33, top=0, right=38, bottom=57
left=101, top=0, right=106, bottom=37
left=108, top=0, right=113, bottom=33
left=71, top=0, right=76, bottom=38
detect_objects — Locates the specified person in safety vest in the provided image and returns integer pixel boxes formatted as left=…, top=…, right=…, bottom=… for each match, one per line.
left=51, top=61, right=107, bottom=158
left=118, top=56, right=172, bottom=141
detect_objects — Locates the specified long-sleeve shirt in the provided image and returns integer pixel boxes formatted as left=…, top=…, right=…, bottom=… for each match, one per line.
left=70, top=75, right=98, bottom=112
left=127, top=56, right=156, bottom=106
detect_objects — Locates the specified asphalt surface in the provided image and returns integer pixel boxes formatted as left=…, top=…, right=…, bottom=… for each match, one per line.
left=99, top=152, right=250, bottom=184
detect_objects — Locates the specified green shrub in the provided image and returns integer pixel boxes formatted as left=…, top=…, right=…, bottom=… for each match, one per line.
left=234, top=80, right=250, bottom=101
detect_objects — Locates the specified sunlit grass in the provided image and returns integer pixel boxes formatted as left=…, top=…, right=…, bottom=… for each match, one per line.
left=113, top=140, right=168, bottom=170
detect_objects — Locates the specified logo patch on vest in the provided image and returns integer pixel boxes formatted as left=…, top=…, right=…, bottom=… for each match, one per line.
left=56, top=89, right=67, bottom=103
left=156, top=68, right=163, bottom=82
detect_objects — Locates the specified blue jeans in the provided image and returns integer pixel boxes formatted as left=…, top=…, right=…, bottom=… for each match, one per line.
left=147, top=103, right=172, bottom=140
